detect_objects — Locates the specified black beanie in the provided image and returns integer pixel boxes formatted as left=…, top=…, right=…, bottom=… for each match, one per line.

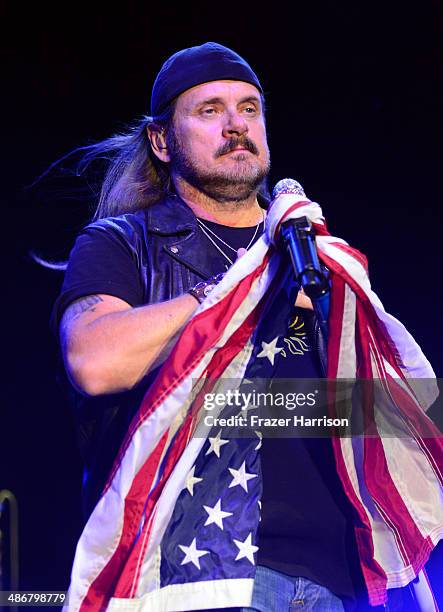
left=150, top=42, right=263, bottom=117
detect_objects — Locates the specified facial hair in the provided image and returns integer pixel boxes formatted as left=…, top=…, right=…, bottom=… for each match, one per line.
left=167, top=130, right=270, bottom=203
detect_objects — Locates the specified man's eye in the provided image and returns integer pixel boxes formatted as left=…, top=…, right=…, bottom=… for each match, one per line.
left=243, top=106, right=257, bottom=114
left=202, top=108, right=216, bottom=115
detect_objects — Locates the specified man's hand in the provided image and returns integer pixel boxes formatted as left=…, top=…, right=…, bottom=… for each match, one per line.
left=295, top=286, right=313, bottom=310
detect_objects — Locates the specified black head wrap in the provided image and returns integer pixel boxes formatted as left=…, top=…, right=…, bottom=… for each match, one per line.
left=150, top=42, right=263, bottom=117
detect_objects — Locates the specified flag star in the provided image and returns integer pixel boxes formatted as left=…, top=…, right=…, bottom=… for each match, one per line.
left=203, top=498, right=233, bottom=530
left=229, top=460, right=258, bottom=492
left=233, top=532, right=259, bottom=565
left=178, top=538, right=210, bottom=569
left=205, top=429, right=229, bottom=458
left=257, top=337, right=284, bottom=365
left=185, top=465, right=203, bottom=496
left=254, top=430, right=263, bottom=450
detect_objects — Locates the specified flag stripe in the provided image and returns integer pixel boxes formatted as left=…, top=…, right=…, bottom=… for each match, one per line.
left=355, top=301, right=430, bottom=568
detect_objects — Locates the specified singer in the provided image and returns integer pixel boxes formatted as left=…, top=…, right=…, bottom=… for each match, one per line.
left=51, top=43, right=442, bottom=611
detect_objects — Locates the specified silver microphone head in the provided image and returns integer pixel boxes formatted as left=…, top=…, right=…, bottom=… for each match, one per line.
left=272, top=178, right=306, bottom=199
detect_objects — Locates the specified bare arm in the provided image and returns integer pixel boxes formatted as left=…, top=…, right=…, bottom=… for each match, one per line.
left=60, top=243, right=312, bottom=397
left=60, top=293, right=199, bottom=396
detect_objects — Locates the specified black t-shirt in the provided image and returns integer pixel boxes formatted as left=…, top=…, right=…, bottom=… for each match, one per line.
left=51, top=223, right=146, bottom=331
left=52, top=215, right=367, bottom=609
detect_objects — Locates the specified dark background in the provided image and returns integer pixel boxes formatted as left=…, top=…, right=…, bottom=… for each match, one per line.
left=2, top=0, right=443, bottom=605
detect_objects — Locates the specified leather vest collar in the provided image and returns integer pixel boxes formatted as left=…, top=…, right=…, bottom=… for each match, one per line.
left=144, top=193, right=267, bottom=280
left=145, top=194, right=197, bottom=235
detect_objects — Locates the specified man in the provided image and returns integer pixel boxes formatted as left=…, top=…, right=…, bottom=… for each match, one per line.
left=52, top=43, right=441, bottom=611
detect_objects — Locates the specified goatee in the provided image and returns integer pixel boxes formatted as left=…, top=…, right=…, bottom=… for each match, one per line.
left=167, top=134, right=270, bottom=203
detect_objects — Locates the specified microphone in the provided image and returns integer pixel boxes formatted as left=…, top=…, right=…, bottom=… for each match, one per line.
left=272, top=179, right=330, bottom=339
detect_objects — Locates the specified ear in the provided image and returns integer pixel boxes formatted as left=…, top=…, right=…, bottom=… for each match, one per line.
left=146, top=124, right=171, bottom=162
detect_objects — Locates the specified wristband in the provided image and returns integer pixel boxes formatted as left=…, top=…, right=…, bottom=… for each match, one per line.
left=188, top=273, right=225, bottom=304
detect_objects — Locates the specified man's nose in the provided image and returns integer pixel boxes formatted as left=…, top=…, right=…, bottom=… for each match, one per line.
left=222, top=111, right=248, bottom=138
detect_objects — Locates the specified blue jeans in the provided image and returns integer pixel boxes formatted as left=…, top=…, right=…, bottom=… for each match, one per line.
left=207, top=565, right=346, bottom=611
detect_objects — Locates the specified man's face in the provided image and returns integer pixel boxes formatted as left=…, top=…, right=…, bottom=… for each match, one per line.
left=167, top=80, right=270, bottom=202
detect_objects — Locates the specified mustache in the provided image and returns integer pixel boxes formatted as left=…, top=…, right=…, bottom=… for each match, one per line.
left=216, top=137, right=259, bottom=157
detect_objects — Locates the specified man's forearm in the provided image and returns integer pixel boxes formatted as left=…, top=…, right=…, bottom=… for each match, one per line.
left=62, top=293, right=199, bottom=396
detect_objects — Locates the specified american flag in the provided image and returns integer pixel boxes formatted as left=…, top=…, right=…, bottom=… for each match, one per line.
left=65, top=191, right=443, bottom=611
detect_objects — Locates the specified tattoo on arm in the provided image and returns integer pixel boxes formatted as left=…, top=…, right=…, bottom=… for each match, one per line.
left=68, top=294, right=104, bottom=316
left=60, top=294, right=104, bottom=334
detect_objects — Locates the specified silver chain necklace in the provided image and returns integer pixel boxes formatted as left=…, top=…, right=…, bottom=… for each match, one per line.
left=197, top=210, right=265, bottom=266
